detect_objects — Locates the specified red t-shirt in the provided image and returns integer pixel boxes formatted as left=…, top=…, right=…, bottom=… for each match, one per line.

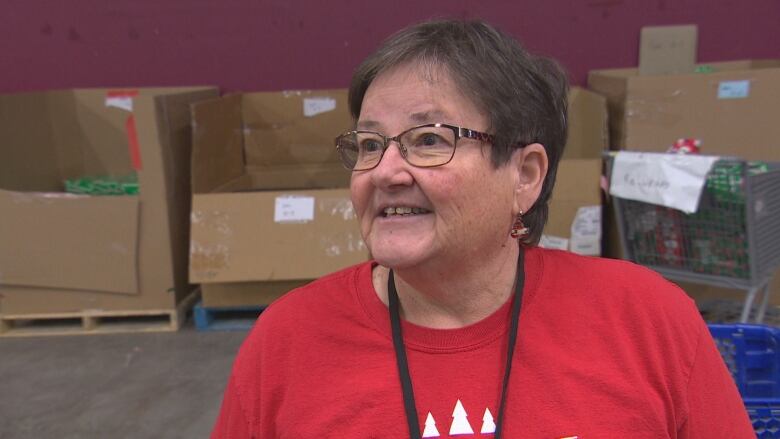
left=211, top=247, right=754, bottom=438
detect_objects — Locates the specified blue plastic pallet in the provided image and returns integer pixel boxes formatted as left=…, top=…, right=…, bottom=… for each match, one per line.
left=193, top=301, right=265, bottom=332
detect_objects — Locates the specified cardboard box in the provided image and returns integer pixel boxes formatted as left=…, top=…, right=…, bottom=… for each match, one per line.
left=563, top=87, right=609, bottom=160
left=542, top=159, right=604, bottom=256
left=189, top=90, right=370, bottom=307
left=588, top=59, right=780, bottom=160
left=539, top=87, right=608, bottom=255
left=195, top=281, right=305, bottom=308
left=0, top=87, right=218, bottom=316
left=191, top=188, right=367, bottom=281
left=638, top=25, right=698, bottom=76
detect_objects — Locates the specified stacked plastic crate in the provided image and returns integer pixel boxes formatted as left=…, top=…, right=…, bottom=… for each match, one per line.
left=710, top=324, right=780, bottom=438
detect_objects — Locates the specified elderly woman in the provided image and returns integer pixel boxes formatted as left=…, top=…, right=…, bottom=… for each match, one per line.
left=211, top=20, right=752, bottom=438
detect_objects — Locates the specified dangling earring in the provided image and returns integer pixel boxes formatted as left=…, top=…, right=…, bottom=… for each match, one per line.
left=510, top=211, right=529, bottom=239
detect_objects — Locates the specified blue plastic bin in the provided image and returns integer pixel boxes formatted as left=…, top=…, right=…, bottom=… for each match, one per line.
left=709, top=324, right=780, bottom=437
left=709, top=324, right=780, bottom=398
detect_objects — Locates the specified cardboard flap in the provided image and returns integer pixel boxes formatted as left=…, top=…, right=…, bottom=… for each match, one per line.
left=565, top=87, right=609, bottom=159
left=141, top=88, right=219, bottom=303
left=65, top=90, right=137, bottom=177
left=0, top=190, right=140, bottom=294
left=0, top=91, right=62, bottom=192
left=241, top=90, right=350, bottom=169
left=191, top=94, right=246, bottom=194
left=552, top=159, right=603, bottom=203
left=190, top=189, right=367, bottom=283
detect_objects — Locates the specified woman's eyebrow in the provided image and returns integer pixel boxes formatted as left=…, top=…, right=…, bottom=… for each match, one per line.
left=356, top=119, right=381, bottom=130
left=356, top=110, right=448, bottom=131
left=409, top=110, right=447, bottom=124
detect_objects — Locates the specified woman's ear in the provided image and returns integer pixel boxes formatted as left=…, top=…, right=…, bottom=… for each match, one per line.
left=511, top=143, right=548, bottom=214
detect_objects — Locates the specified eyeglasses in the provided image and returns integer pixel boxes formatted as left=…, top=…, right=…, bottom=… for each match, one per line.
left=334, top=123, right=495, bottom=171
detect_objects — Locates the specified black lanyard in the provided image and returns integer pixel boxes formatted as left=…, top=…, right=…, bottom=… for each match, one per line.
left=388, top=250, right=525, bottom=439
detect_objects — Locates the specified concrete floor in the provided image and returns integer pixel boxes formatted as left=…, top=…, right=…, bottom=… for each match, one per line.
left=1, top=299, right=773, bottom=439
left=0, top=325, right=247, bottom=439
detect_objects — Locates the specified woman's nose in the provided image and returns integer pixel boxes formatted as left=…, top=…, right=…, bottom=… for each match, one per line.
left=369, top=141, right=413, bottom=187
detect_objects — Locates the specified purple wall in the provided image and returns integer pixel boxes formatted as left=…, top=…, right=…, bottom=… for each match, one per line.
left=1, top=0, right=778, bottom=93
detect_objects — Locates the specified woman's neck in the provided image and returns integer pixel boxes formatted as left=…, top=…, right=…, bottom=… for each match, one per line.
left=373, top=243, right=521, bottom=329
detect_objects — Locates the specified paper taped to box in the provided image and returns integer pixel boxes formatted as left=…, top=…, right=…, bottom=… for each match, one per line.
left=609, top=151, right=718, bottom=213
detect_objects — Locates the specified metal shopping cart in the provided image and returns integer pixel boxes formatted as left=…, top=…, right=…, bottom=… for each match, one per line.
left=608, top=154, right=780, bottom=323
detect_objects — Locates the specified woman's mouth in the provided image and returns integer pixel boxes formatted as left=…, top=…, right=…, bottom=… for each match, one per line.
left=382, top=206, right=432, bottom=217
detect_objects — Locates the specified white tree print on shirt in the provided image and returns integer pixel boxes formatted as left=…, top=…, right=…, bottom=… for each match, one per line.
left=422, top=400, right=504, bottom=437
left=481, top=408, right=496, bottom=434
left=449, top=399, right=475, bottom=435
left=423, top=412, right=441, bottom=437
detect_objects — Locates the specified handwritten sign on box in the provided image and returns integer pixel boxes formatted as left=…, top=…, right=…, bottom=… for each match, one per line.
left=609, top=151, right=718, bottom=214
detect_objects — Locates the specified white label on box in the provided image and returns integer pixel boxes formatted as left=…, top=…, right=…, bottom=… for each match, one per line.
left=570, top=236, right=601, bottom=256
left=274, top=196, right=315, bottom=223
left=717, top=80, right=750, bottom=99
left=539, top=234, right=569, bottom=251
left=571, top=205, right=602, bottom=239
left=303, top=97, right=337, bottom=117
left=569, top=205, right=602, bottom=256
left=105, top=96, right=134, bottom=112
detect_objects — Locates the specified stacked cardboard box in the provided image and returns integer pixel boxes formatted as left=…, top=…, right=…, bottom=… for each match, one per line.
left=542, top=87, right=609, bottom=256
left=0, top=87, right=218, bottom=335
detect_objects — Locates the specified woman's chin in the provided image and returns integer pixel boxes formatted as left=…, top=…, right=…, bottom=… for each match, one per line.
left=370, top=248, right=430, bottom=271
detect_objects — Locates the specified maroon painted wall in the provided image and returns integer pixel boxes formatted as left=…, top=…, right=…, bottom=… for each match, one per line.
left=1, top=0, right=778, bottom=93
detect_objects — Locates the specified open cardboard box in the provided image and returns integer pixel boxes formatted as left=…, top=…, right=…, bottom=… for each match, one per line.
left=0, top=87, right=217, bottom=328
left=189, top=90, right=369, bottom=307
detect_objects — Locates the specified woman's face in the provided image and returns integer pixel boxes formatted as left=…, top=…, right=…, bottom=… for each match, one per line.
left=350, top=63, right=521, bottom=270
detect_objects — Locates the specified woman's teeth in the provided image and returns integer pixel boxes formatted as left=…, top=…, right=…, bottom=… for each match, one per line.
left=384, top=207, right=430, bottom=217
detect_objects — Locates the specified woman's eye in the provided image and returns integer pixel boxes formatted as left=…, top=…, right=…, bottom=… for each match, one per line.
left=415, top=132, right=446, bottom=147
left=361, top=139, right=383, bottom=152
left=422, top=134, right=439, bottom=145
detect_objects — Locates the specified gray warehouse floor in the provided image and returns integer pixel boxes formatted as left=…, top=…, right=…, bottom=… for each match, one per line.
left=1, top=298, right=776, bottom=439
left=0, top=325, right=247, bottom=439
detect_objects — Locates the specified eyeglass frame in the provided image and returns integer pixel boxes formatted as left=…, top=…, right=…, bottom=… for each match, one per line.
left=334, top=122, right=496, bottom=171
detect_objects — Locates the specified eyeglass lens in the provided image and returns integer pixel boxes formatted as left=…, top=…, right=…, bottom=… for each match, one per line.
left=338, top=125, right=457, bottom=170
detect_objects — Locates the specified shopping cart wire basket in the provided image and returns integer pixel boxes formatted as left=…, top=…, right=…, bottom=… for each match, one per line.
left=610, top=156, right=780, bottom=323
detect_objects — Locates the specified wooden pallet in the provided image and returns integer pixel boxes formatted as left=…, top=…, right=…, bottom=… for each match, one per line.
left=0, top=289, right=199, bottom=338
